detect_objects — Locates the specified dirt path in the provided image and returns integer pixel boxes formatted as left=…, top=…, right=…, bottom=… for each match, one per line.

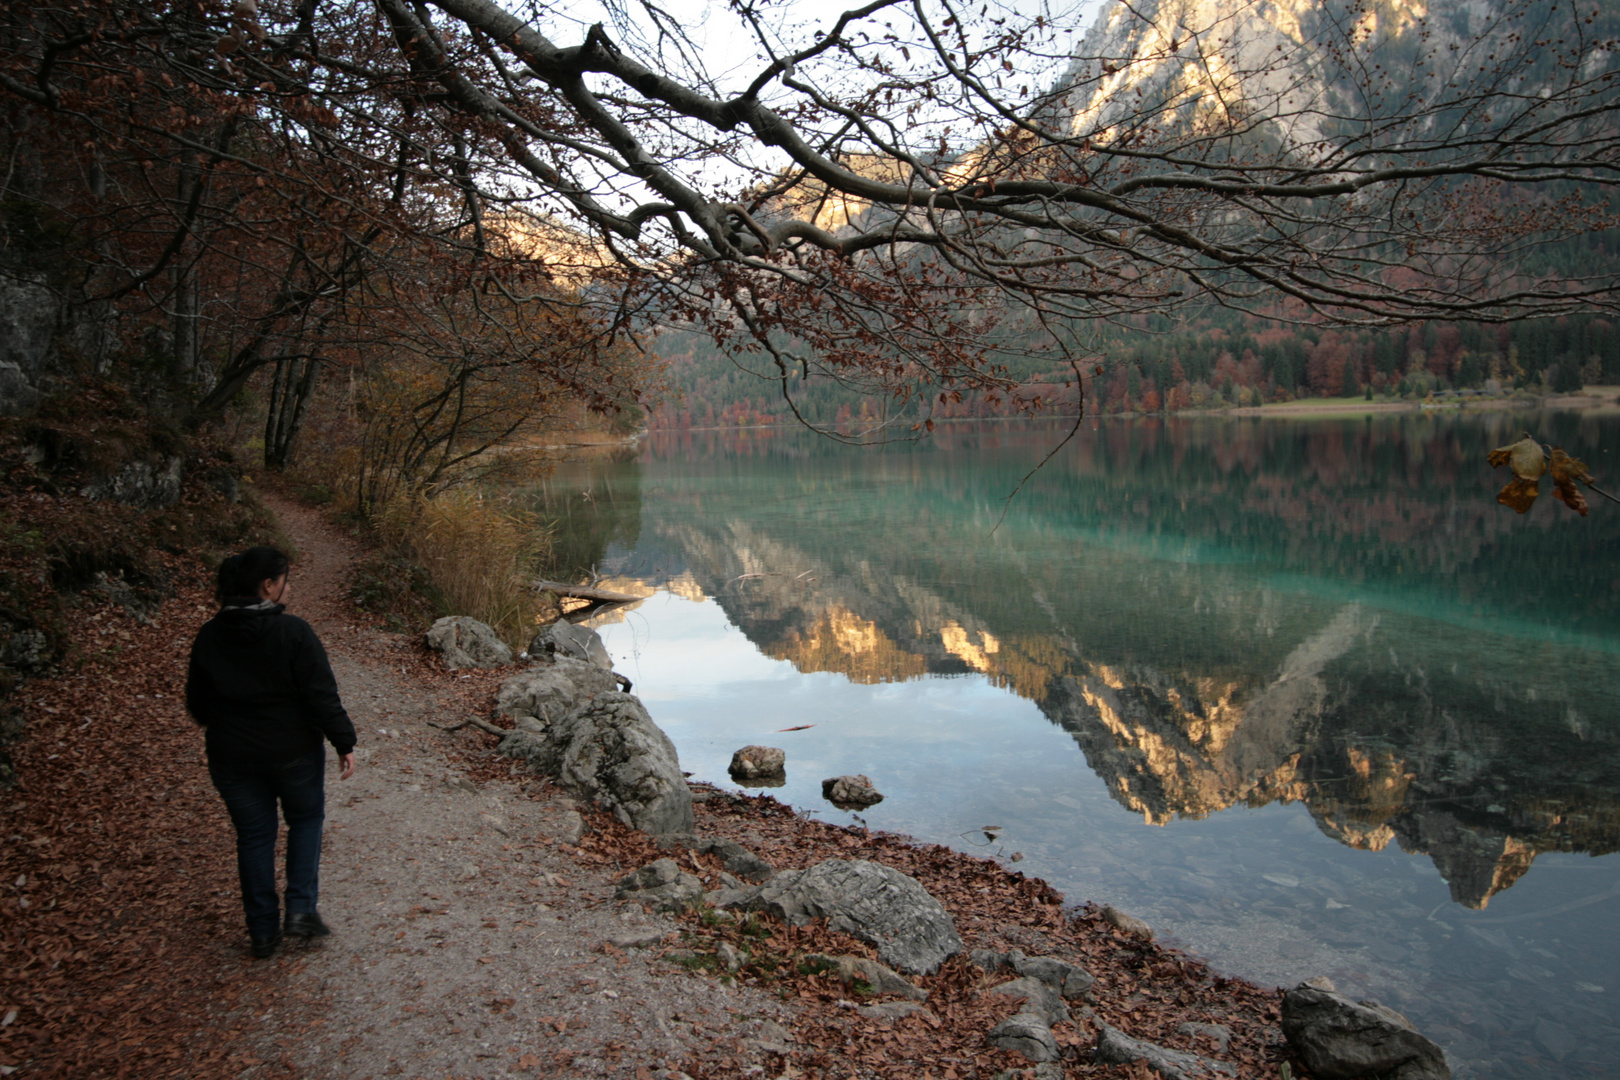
left=253, top=495, right=788, bottom=1080
left=241, top=495, right=1302, bottom=1080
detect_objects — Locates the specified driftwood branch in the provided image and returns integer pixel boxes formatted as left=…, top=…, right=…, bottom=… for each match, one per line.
left=428, top=715, right=512, bottom=737
left=535, top=580, right=644, bottom=604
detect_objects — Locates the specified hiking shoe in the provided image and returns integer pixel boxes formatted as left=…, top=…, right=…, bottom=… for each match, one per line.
left=284, top=911, right=332, bottom=938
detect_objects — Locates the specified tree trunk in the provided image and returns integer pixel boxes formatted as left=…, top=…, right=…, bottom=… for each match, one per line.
left=171, top=260, right=198, bottom=382
left=263, top=355, right=321, bottom=470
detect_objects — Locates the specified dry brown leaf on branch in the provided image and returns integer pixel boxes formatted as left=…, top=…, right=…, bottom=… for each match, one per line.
left=1488, top=435, right=1547, bottom=513
left=1549, top=448, right=1594, bottom=516
left=1496, top=476, right=1541, bottom=513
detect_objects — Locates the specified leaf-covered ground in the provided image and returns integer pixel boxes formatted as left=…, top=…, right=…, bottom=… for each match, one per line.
left=0, top=474, right=1308, bottom=1079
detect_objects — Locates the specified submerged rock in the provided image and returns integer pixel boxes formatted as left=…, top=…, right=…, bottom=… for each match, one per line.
left=1282, top=977, right=1451, bottom=1080
left=425, top=616, right=512, bottom=670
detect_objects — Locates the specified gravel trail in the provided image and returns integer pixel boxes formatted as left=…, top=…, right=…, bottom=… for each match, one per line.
left=255, top=494, right=787, bottom=1080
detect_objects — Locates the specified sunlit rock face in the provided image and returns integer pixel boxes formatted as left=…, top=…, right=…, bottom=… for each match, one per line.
left=1058, top=0, right=1447, bottom=148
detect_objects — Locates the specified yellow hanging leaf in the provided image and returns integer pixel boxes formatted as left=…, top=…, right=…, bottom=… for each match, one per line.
left=1488, top=435, right=1546, bottom=514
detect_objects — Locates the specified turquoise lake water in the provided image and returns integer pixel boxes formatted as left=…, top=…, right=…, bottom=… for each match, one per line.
left=528, top=411, right=1620, bottom=1079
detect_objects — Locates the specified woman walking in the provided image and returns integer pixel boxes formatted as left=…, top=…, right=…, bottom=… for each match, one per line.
left=186, top=546, right=357, bottom=959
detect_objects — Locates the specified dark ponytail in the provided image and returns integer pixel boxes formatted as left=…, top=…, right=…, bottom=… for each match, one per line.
left=216, top=546, right=291, bottom=605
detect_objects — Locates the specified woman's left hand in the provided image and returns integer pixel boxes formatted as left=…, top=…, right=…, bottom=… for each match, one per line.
left=338, top=752, right=356, bottom=780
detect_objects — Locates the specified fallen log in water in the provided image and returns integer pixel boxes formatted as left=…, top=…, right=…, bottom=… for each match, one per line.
left=534, top=580, right=645, bottom=604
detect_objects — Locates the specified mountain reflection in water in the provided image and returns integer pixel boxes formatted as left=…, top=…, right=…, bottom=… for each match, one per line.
left=529, top=413, right=1620, bottom=1077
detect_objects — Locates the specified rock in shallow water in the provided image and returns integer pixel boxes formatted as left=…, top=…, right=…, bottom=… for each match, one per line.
left=1281, top=977, right=1451, bottom=1080
left=729, top=744, right=786, bottom=781
left=1102, top=904, right=1154, bottom=940
left=822, top=774, right=884, bottom=808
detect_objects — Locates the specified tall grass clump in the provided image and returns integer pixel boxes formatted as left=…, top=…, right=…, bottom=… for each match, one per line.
left=373, top=488, right=548, bottom=647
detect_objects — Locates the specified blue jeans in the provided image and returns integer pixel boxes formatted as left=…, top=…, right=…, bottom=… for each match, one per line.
left=208, top=750, right=326, bottom=940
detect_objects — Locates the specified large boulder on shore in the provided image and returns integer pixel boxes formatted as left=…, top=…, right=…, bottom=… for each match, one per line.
left=504, top=691, right=693, bottom=837
left=529, top=621, right=613, bottom=669
left=724, top=859, right=962, bottom=975
left=496, top=655, right=619, bottom=722
left=1282, top=978, right=1451, bottom=1080
left=425, top=616, right=512, bottom=670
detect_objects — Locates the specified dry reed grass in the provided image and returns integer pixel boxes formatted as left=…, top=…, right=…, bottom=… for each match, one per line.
left=374, top=488, right=548, bottom=647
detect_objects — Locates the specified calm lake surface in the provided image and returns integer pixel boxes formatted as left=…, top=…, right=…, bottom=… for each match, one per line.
left=527, top=412, right=1620, bottom=1080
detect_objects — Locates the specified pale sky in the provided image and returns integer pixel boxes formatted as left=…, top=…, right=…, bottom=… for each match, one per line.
left=512, top=0, right=1113, bottom=212
left=532, top=0, right=1112, bottom=99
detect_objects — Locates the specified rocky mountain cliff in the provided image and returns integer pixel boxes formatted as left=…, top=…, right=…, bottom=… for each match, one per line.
left=1058, top=0, right=1536, bottom=146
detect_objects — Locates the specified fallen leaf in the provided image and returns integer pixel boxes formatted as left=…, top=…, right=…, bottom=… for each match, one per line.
left=517, top=1052, right=542, bottom=1068
left=1550, top=448, right=1593, bottom=516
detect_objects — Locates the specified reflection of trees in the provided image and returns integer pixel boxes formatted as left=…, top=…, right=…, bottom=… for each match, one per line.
left=526, top=453, right=644, bottom=583
left=611, top=419, right=1620, bottom=909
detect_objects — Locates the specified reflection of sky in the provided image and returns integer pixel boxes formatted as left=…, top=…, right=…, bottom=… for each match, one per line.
left=589, top=587, right=1620, bottom=1080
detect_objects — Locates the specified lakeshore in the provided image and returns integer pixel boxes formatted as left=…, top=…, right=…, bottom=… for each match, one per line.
left=0, top=486, right=1302, bottom=1080
left=6, top=408, right=1618, bottom=1078
left=532, top=412, right=1620, bottom=1080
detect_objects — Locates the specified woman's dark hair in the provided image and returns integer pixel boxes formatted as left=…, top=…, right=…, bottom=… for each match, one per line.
left=215, top=546, right=291, bottom=605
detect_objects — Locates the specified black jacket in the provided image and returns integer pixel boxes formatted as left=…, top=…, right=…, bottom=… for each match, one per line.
left=185, top=601, right=357, bottom=763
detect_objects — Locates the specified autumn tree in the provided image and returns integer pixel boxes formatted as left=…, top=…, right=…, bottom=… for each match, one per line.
left=6, top=0, right=1620, bottom=439
left=0, top=0, right=645, bottom=468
